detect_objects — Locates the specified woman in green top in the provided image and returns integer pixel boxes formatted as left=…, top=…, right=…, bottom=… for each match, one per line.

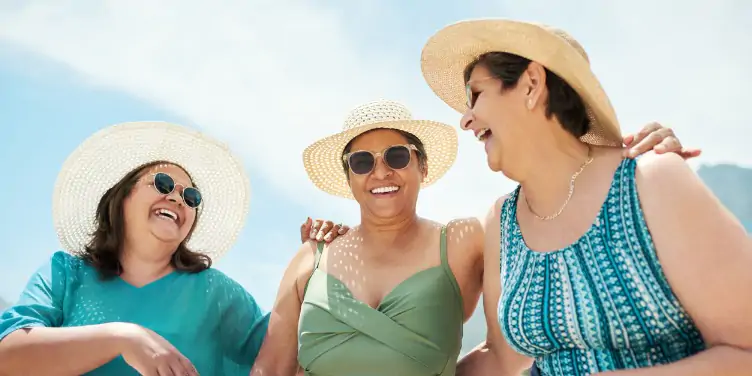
left=252, top=100, right=692, bottom=376
left=0, top=121, right=269, bottom=375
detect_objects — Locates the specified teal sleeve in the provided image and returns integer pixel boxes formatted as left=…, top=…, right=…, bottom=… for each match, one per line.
left=0, top=251, right=69, bottom=341
left=215, top=274, right=270, bottom=366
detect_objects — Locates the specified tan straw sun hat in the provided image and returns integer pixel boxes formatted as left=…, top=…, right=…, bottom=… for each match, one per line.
left=303, top=100, right=458, bottom=199
left=53, top=121, right=251, bottom=261
left=421, top=18, right=623, bottom=146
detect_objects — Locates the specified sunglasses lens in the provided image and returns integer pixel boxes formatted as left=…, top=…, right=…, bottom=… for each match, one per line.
left=385, top=146, right=411, bottom=170
left=349, top=151, right=375, bottom=175
left=182, top=187, right=202, bottom=208
left=153, top=173, right=175, bottom=195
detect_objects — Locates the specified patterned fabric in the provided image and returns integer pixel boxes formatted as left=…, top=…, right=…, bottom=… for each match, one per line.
left=497, top=158, right=706, bottom=375
left=0, top=251, right=269, bottom=375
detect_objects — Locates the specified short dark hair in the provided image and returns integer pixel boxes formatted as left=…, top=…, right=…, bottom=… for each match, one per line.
left=341, top=128, right=427, bottom=177
left=464, top=52, right=590, bottom=138
left=80, top=161, right=211, bottom=278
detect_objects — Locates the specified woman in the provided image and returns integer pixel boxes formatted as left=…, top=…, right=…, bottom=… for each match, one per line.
left=255, top=99, right=691, bottom=376
left=420, top=19, right=752, bottom=375
left=0, top=121, right=268, bottom=375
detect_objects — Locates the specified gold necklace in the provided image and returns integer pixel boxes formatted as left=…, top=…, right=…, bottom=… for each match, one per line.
left=525, top=150, right=594, bottom=221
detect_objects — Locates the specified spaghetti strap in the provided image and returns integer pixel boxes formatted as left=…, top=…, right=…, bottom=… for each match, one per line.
left=313, top=241, right=325, bottom=270
left=439, top=225, right=449, bottom=268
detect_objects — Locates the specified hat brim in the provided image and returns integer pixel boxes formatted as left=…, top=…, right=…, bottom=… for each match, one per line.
left=52, top=121, right=251, bottom=261
left=421, top=18, right=623, bottom=146
left=302, top=120, right=458, bottom=199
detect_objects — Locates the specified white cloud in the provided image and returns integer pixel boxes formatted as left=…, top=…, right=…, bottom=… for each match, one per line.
left=2, top=0, right=749, bottom=356
left=3, top=0, right=746, bottom=227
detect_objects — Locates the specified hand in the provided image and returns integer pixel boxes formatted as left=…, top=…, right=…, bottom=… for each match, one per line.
left=300, top=217, right=350, bottom=244
left=113, top=323, right=198, bottom=376
left=622, top=121, right=702, bottom=160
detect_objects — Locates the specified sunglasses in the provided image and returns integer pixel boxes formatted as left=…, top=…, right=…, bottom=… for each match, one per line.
left=343, top=144, right=418, bottom=175
left=150, top=172, right=202, bottom=208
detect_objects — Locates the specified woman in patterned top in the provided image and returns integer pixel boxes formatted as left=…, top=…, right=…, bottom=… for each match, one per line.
left=419, top=19, right=752, bottom=375
left=0, top=121, right=270, bottom=375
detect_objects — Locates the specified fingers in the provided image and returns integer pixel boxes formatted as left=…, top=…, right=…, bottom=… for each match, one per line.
left=306, top=219, right=350, bottom=243
left=315, top=221, right=333, bottom=242
left=625, top=125, right=676, bottom=158
left=300, top=217, right=312, bottom=244
left=322, top=223, right=351, bottom=243
left=680, top=148, right=703, bottom=160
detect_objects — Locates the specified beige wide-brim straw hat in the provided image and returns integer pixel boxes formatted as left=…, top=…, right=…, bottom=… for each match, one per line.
left=52, top=121, right=251, bottom=261
left=421, top=18, right=623, bottom=147
left=303, top=100, right=458, bottom=199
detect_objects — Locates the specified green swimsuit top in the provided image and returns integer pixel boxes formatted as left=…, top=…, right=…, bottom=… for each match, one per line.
left=297, top=226, right=464, bottom=376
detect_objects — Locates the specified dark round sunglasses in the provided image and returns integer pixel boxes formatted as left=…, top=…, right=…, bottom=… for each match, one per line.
left=343, top=144, right=418, bottom=175
left=151, top=172, right=202, bottom=208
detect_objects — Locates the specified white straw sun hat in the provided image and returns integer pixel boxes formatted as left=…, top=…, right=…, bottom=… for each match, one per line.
left=52, top=121, right=251, bottom=261
left=302, top=100, right=458, bottom=199
left=421, top=18, right=623, bottom=146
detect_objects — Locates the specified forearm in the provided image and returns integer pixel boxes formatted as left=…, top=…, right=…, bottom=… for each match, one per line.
left=600, top=345, right=752, bottom=376
left=457, top=340, right=532, bottom=376
left=0, top=323, right=124, bottom=375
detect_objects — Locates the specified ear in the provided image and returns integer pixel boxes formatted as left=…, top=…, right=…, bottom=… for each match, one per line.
left=523, top=62, right=547, bottom=110
left=421, top=163, right=429, bottom=182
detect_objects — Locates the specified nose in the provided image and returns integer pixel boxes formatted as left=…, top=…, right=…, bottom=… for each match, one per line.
left=166, top=185, right=184, bottom=206
left=371, top=156, right=393, bottom=179
left=460, top=109, right=475, bottom=131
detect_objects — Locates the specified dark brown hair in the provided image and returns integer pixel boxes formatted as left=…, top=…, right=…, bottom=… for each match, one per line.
left=464, top=52, right=590, bottom=138
left=341, top=128, right=428, bottom=177
left=80, top=160, right=211, bottom=278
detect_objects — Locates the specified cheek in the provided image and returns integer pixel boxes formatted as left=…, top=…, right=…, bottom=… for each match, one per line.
left=183, top=210, right=197, bottom=231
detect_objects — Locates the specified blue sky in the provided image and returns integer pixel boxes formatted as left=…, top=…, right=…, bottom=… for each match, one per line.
left=1, top=0, right=750, bottom=340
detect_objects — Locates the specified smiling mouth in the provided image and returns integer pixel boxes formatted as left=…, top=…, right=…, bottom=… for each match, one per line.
left=370, top=186, right=400, bottom=195
left=477, top=128, right=491, bottom=142
left=154, top=208, right=179, bottom=223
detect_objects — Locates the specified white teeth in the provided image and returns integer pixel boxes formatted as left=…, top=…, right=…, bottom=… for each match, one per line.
left=155, top=209, right=178, bottom=222
left=477, top=128, right=490, bottom=141
left=370, top=186, right=399, bottom=194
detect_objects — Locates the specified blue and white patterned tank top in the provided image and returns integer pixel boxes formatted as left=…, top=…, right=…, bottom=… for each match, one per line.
left=498, top=158, right=706, bottom=375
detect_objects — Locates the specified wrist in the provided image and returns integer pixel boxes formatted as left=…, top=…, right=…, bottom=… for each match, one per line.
left=101, top=322, right=139, bottom=354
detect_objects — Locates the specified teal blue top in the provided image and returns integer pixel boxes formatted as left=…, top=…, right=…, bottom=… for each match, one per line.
left=0, top=251, right=269, bottom=375
left=498, top=158, right=706, bottom=375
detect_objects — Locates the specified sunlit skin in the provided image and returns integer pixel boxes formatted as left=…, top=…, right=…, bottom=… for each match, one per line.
left=120, top=164, right=197, bottom=287
left=457, top=61, right=752, bottom=375
left=347, top=129, right=425, bottom=223
left=249, top=129, right=487, bottom=375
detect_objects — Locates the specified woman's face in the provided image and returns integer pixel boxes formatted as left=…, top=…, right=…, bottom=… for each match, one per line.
left=122, top=164, right=198, bottom=255
left=346, top=129, right=426, bottom=219
left=461, top=62, right=546, bottom=181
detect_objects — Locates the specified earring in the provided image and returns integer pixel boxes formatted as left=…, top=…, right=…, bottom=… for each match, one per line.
left=527, top=99, right=534, bottom=109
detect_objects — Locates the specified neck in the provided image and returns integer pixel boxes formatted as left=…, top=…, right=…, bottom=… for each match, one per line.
left=359, top=211, right=420, bottom=247
left=119, top=239, right=175, bottom=287
left=520, top=125, right=592, bottom=217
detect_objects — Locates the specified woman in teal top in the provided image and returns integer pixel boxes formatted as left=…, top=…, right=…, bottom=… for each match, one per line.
left=420, top=19, right=752, bottom=375
left=0, top=121, right=269, bottom=375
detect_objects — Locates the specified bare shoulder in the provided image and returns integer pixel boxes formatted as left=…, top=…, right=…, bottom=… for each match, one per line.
left=287, top=240, right=318, bottom=298
left=635, top=150, right=695, bottom=186
left=482, top=194, right=510, bottom=245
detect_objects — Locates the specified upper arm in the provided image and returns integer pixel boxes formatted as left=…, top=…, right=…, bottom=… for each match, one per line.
left=0, top=251, right=68, bottom=343
left=480, top=196, right=533, bottom=372
left=250, top=241, right=316, bottom=375
left=445, top=217, right=485, bottom=319
left=636, top=153, right=752, bottom=348
left=481, top=197, right=505, bottom=349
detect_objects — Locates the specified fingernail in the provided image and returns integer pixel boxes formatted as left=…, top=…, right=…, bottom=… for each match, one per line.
left=309, top=230, right=316, bottom=238
left=316, top=232, right=323, bottom=241
left=324, top=233, right=332, bottom=242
